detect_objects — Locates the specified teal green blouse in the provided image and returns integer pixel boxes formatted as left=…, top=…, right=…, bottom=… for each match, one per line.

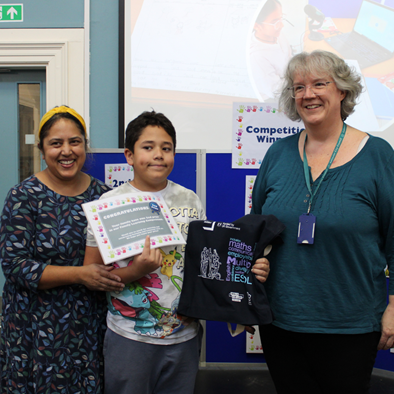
left=251, top=133, right=394, bottom=334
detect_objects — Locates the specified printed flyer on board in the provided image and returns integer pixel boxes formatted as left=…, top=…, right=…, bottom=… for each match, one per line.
left=82, top=192, right=185, bottom=265
left=246, top=326, right=263, bottom=354
left=105, top=163, right=134, bottom=188
left=232, top=102, right=305, bottom=169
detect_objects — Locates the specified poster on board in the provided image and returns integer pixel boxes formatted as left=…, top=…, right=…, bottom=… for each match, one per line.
left=246, top=326, right=263, bottom=353
left=82, top=192, right=185, bottom=265
left=105, top=164, right=134, bottom=188
left=245, top=176, right=256, bottom=214
left=232, top=102, right=304, bottom=169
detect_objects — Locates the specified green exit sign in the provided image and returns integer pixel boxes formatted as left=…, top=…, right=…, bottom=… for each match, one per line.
left=0, top=4, right=23, bottom=22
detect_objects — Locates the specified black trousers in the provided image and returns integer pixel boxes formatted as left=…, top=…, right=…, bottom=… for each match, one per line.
left=259, top=324, right=380, bottom=394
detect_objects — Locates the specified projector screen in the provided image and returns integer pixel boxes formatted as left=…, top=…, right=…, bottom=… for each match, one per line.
left=124, top=0, right=394, bottom=150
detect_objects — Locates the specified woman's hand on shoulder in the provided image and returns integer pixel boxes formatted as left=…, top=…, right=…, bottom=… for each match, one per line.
left=79, top=264, right=124, bottom=292
left=81, top=245, right=124, bottom=291
left=252, top=257, right=270, bottom=283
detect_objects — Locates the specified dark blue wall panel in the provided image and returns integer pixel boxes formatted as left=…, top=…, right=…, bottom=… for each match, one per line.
left=206, top=153, right=258, bottom=223
left=86, top=151, right=197, bottom=193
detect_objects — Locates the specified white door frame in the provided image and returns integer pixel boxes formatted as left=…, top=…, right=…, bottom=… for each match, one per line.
left=0, top=28, right=88, bottom=135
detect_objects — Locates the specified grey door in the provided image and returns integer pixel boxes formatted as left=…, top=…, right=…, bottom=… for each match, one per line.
left=0, top=68, right=46, bottom=292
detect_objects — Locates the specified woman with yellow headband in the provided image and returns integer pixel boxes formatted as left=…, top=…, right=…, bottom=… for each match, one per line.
left=0, top=106, right=124, bottom=393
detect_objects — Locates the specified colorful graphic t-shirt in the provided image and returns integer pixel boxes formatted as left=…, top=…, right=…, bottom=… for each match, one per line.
left=87, top=180, right=206, bottom=345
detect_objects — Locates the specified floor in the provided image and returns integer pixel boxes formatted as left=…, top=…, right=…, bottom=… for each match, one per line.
left=194, top=366, right=394, bottom=394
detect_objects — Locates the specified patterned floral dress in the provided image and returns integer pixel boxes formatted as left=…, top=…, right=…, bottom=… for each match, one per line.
left=0, top=175, right=110, bottom=394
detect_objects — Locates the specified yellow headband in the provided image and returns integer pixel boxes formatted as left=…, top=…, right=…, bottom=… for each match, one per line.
left=38, top=106, right=87, bottom=138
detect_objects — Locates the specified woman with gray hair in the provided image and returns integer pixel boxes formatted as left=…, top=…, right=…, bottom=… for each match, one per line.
left=251, top=50, right=394, bottom=393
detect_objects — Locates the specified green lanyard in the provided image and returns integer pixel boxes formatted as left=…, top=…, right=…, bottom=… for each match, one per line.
left=303, top=123, right=347, bottom=214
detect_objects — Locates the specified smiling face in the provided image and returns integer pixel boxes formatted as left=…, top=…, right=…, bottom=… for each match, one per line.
left=40, top=118, right=86, bottom=183
left=293, top=72, right=346, bottom=128
left=125, top=125, right=175, bottom=192
left=254, top=3, right=284, bottom=43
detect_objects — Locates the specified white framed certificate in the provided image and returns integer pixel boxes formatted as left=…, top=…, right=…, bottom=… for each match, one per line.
left=82, top=192, right=185, bottom=265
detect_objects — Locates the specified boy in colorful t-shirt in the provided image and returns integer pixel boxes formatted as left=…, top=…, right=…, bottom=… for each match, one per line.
left=84, top=111, right=206, bottom=394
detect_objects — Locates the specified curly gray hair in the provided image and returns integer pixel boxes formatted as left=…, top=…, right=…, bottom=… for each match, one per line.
left=279, top=50, right=363, bottom=121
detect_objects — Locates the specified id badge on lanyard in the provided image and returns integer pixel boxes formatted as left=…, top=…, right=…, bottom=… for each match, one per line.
left=297, top=123, right=347, bottom=245
left=297, top=213, right=316, bottom=244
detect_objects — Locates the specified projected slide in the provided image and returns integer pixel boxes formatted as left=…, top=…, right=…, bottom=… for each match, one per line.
left=131, top=1, right=258, bottom=98
left=131, top=0, right=305, bottom=99
left=125, top=0, right=394, bottom=150
left=354, top=1, right=394, bottom=52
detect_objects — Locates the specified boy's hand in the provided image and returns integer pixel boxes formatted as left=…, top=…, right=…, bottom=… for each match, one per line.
left=132, top=236, right=163, bottom=278
left=251, top=257, right=270, bottom=283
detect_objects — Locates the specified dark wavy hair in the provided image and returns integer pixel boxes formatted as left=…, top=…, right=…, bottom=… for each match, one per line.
left=125, top=111, right=176, bottom=153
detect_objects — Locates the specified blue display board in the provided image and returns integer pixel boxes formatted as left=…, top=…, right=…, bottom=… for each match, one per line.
left=206, top=153, right=258, bottom=222
left=86, top=151, right=197, bottom=192
left=205, top=153, right=263, bottom=363
left=85, top=150, right=393, bottom=370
